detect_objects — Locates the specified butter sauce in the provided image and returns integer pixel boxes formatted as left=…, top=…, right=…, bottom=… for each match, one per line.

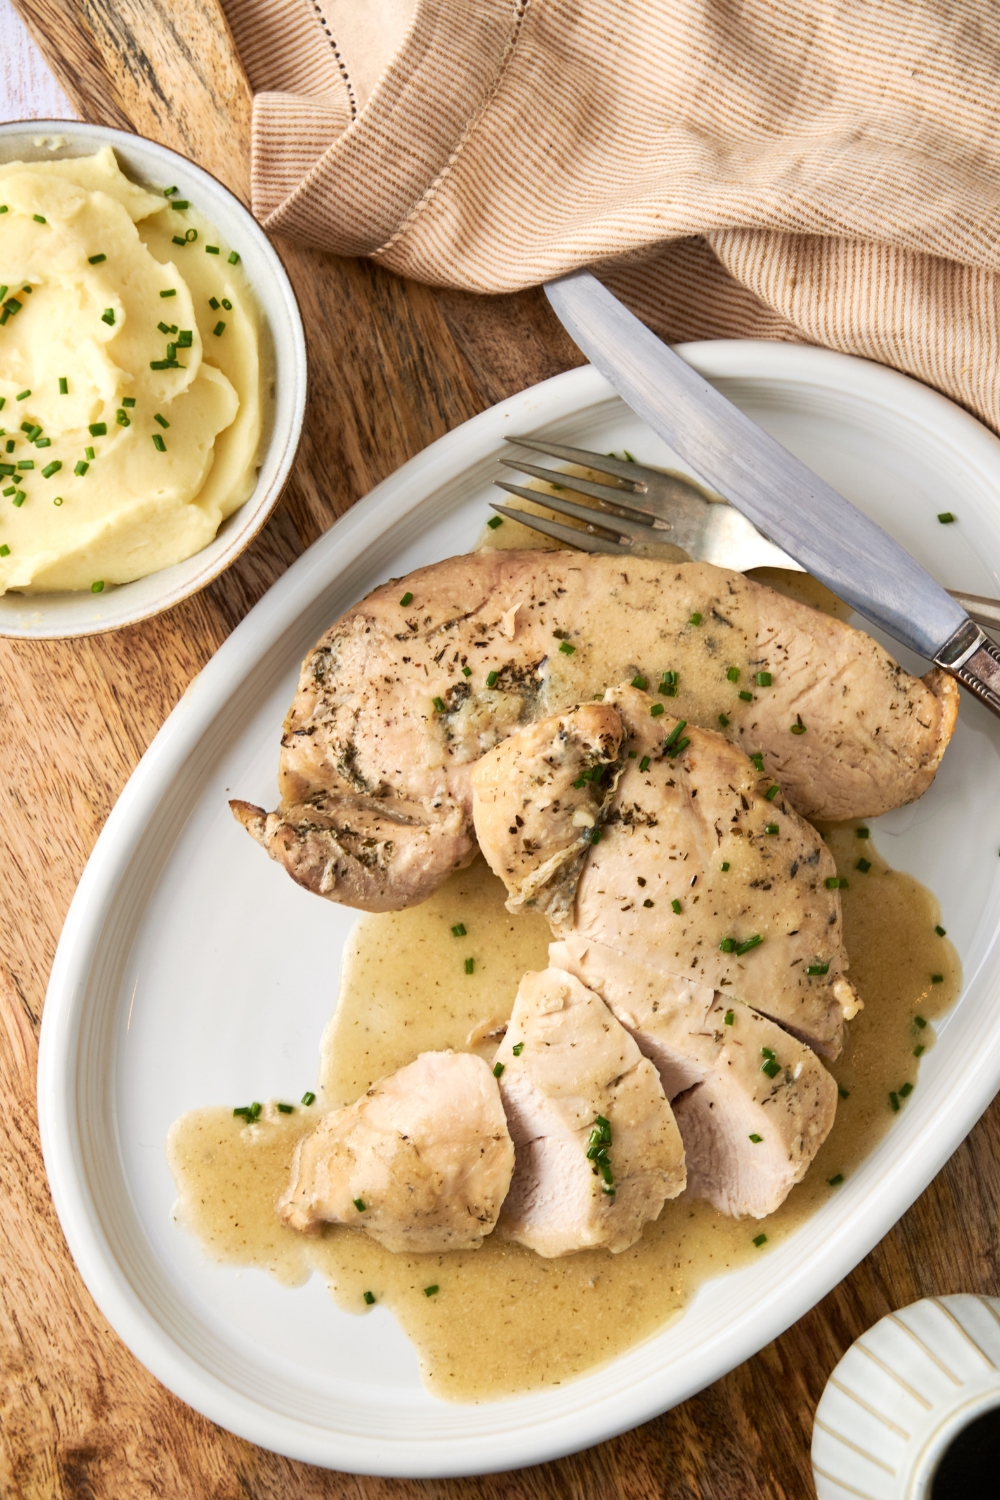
left=168, top=836, right=959, bottom=1401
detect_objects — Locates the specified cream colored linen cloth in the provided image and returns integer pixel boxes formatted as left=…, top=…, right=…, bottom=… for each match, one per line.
left=222, top=0, right=1000, bottom=430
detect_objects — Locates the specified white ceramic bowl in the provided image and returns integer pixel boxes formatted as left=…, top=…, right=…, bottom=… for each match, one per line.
left=812, top=1294, right=1000, bottom=1498
left=0, top=120, right=307, bottom=638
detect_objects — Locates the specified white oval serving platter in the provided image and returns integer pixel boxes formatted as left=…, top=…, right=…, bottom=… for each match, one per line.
left=37, top=345, right=1000, bottom=1477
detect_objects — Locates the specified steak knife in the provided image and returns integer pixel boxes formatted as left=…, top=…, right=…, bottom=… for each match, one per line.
left=545, top=270, right=1000, bottom=719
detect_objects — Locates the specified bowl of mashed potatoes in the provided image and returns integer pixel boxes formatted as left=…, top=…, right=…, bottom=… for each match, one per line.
left=0, top=121, right=306, bottom=637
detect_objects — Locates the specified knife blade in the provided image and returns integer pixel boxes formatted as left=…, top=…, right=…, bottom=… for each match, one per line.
left=545, top=269, right=1000, bottom=717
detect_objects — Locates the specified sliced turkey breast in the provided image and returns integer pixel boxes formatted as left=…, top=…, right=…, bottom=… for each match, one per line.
left=493, top=968, right=685, bottom=1256
left=277, top=1051, right=514, bottom=1252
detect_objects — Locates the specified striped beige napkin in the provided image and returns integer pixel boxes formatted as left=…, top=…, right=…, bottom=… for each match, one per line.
left=222, top=0, right=1000, bottom=431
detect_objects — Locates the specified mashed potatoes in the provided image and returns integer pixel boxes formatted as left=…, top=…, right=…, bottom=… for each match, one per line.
left=0, top=147, right=263, bottom=593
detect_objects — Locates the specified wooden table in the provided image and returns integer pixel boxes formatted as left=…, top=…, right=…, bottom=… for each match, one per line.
left=1, top=4, right=997, bottom=1495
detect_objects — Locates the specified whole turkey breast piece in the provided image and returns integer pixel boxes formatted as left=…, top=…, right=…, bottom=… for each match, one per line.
left=233, top=553, right=956, bottom=912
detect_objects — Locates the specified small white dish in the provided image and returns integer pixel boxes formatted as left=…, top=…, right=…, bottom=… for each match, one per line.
left=0, top=120, right=307, bottom=638
left=37, top=348, right=1000, bottom=1475
left=812, top=1294, right=1000, bottom=1497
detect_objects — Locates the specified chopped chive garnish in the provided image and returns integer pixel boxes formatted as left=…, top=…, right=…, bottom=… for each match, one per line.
left=856, top=827, right=870, bottom=839
left=163, top=186, right=178, bottom=197
left=87, top=252, right=107, bottom=264
left=659, top=670, right=678, bottom=692
left=761, top=1058, right=781, bottom=1079
left=166, top=343, right=177, bottom=360
left=486, top=514, right=503, bottom=529
left=363, top=1290, right=375, bottom=1305
left=938, top=511, right=955, bottom=523
left=0, top=464, right=11, bottom=476
left=172, top=235, right=186, bottom=247
left=451, top=923, right=466, bottom=937
left=720, top=937, right=737, bottom=953
left=399, top=591, right=413, bottom=606
left=116, top=410, right=130, bottom=426
left=825, top=876, right=848, bottom=889
left=493, top=1062, right=505, bottom=1078
left=276, top=1102, right=294, bottom=1113
left=726, top=666, right=740, bottom=682
left=2, top=486, right=13, bottom=496
left=718, top=713, right=730, bottom=727
left=152, top=434, right=166, bottom=452
left=838, top=1086, right=850, bottom=1098
left=721, top=861, right=730, bottom=871
left=828, top=1174, right=844, bottom=1186
left=74, top=461, right=88, bottom=476
left=856, top=857, right=872, bottom=873
left=160, top=288, right=176, bottom=298
left=631, top=675, right=648, bottom=690
left=724, top=1009, right=734, bottom=1025
left=461, top=665, right=472, bottom=677
left=670, top=737, right=690, bottom=755
left=213, top=320, right=226, bottom=336
left=301, top=1091, right=316, bottom=1105
left=899, top=1082, right=913, bottom=1098
left=935, top=925, right=946, bottom=936
left=689, top=612, right=702, bottom=625
left=671, top=899, right=682, bottom=914
left=639, top=755, right=651, bottom=771
left=931, top=973, right=944, bottom=984
left=11, top=491, right=24, bottom=507
left=177, top=330, right=192, bottom=347
left=756, top=671, right=772, bottom=686
left=512, top=1042, right=524, bottom=1056
left=4, top=442, right=11, bottom=452
left=753, top=1234, right=767, bottom=1247
left=185, top=228, right=198, bottom=242
left=889, top=1091, right=900, bottom=1112
left=765, top=823, right=779, bottom=835
left=735, top=934, right=763, bottom=955
left=739, top=689, right=753, bottom=701
left=914, top=1015, right=927, bottom=1028
left=154, top=412, right=170, bottom=428
left=232, top=1106, right=250, bottom=1120
left=432, top=696, right=447, bottom=713
left=15, top=389, right=29, bottom=401
left=32, top=214, right=46, bottom=224
left=157, top=321, right=171, bottom=334
left=89, top=422, right=107, bottom=436
left=228, top=250, right=240, bottom=264
left=790, top=717, right=806, bottom=734
left=16, top=460, right=32, bottom=470
left=34, top=437, right=50, bottom=448
left=122, top=396, right=135, bottom=407
left=90, top=580, right=104, bottom=593
left=914, top=1044, right=925, bottom=1057
left=464, top=957, right=474, bottom=975
left=353, top=1198, right=366, bottom=1212
left=749, top=1133, right=763, bottom=1143
left=558, top=640, right=576, bottom=654
left=221, top=298, right=232, bottom=310
left=58, top=376, right=68, bottom=394
left=206, top=244, right=220, bottom=254
left=85, top=447, right=95, bottom=460
left=101, top=308, right=115, bottom=325
left=765, top=784, right=779, bottom=801
left=0, top=206, right=7, bottom=213
left=171, top=200, right=190, bottom=210
left=0, top=545, right=9, bottom=557
left=41, top=461, right=61, bottom=478
left=423, top=1285, right=439, bottom=1296
left=650, top=703, right=664, bottom=717
left=628, top=750, right=636, bottom=758
left=664, top=718, right=687, bottom=750
left=209, top=296, right=220, bottom=310
left=807, top=963, right=830, bottom=976
left=52, top=496, right=62, bottom=506
left=486, top=670, right=499, bottom=688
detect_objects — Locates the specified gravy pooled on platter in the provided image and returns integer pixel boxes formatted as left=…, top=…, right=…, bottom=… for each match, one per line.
left=169, top=834, right=959, bottom=1401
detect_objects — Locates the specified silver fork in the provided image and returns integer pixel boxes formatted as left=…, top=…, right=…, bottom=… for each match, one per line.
left=491, top=436, right=1000, bottom=634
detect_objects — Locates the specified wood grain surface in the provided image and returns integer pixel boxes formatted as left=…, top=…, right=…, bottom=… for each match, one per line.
left=2, top=4, right=998, bottom=1497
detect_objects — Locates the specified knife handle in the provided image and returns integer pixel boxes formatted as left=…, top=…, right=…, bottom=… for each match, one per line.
left=935, top=619, right=1000, bottom=717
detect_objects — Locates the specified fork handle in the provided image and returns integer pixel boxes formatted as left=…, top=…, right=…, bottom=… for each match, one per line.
left=947, top=590, right=1000, bottom=634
